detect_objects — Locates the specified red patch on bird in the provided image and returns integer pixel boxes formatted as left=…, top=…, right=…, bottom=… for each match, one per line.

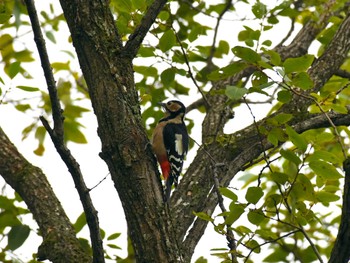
left=160, top=160, right=170, bottom=180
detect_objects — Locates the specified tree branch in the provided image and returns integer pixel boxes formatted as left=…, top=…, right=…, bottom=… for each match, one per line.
left=58, top=0, right=183, bottom=261
left=0, top=127, right=91, bottom=263
left=24, top=0, right=63, bottom=138
left=172, top=4, right=350, bottom=258
left=24, top=0, right=104, bottom=262
left=335, top=69, right=350, bottom=79
left=329, top=158, right=350, bottom=263
left=124, top=0, right=168, bottom=58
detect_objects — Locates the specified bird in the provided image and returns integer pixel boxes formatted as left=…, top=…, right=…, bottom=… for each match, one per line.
left=152, top=100, right=189, bottom=201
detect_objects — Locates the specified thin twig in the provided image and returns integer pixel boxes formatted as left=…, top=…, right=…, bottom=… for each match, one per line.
left=244, top=230, right=300, bottom=262
left=171, top=25, right=210, bottom=108
left=88, top=173, right=110, bottom=192
left=207, top=0, right=232, bottom=67
left=213, top=163, right=237, bottom=263
left=191, top=137, right=237, bottom=262
left=243, top=97, right=273, bottom=185
left=290, top=87, right=347, bottom=159
left=24, top=0, right=105, bottom=262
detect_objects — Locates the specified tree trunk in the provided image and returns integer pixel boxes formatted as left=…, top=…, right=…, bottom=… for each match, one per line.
left=58, top=0, right=181, bottom=261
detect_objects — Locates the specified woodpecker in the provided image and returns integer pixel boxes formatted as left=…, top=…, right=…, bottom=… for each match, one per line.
left=152, top=100, right=189, bottom=201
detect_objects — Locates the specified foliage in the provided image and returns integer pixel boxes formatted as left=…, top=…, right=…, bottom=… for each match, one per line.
left=0, top=0, right=350, bottom=262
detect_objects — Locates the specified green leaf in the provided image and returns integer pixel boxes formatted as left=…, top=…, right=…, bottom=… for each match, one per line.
left=219, top=187, right=238, bottom=202
left=247, top=210, right=265, bottom=226
left=73, top=212, right=86, bottom=233
left=0, top=13, right=12, bottom=24
left=309, top=160, right=343, bottom=181
left=33, top=143, right=45, bottom=156
left=35, top=126, right=46, bottom=144
left=0, top=212, right=21, bottom=228
left=273, top=113, right=293, bottom=124
left=292, top=72, right=313, bottom=90
left=107, top=243, right=122, bottom=250
left=246, top=239, right=261, bottom=254
left=46, top=31, right=56, bottom=43
left=64, top=121, right=87, bottom=144
left=160, top=68, right=175, bottom=86
left=159, top=30, right=176, bottom=52
left=316, top=191, right=340, bottom=203
left=251, top=71, right=268, bottom=87
left=305, top=150, right=341, bottom=165
left=16, top=85, right=39, bottom=92
left=245, top=186, right=264, bottom=204
left=207, top=61, right=247, bottom=80
left=225, top=85, right=248, bottom=101
left=277, top=90, right=292, bottom=103
left=138, top=45, right=155, bottom=57
left=117, top=0, right=132, bottom=13
left=285, top=125, right=308, bottom=151
left=267, top=127, right=286, bottom=146
left=226, top=203, right=245, bottom=225
left=280, top=149, right=301, bottom=165
left=134, top=65, right=158, bottom=77
left=52, top=62, right=70, bottom=72
left=194, top=256, right=208, bottom=263
left=264, top=248, right=289, bottom=262
left=158, top=10, right=169, bottom=21
left=15, top=104, right=31, bottom=112
left=232, top=46, right=261, bottom=63
left=107, top=232, right=121, bottom=241
left=235, top=225, right=253, bottom=236
left=283, top=54, right=314, bottom=74
left=265, top=194, right=282, bottom=208
left=193, top=211, right=214, bottom=222
left=8, top=61, right=21, bottom=79
left=270, top=172, right=289, bottom=184
left=290, top=174, right=315, bottom=201
left=0, top=196, right=16, bottom=210
left=64, top=104, right=90, bottom=119
left=252, top=2, right=267, bottom=19
left=331, top=104, right=348, bottom=114
left=7, top=225, right=30, bottom=251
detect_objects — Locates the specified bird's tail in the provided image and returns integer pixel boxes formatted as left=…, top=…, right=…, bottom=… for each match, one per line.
left=164, top=176, right=174, bottom=202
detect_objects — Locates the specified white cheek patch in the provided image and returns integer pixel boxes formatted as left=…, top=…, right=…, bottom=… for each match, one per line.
left=175, top=134, right=183, bottom=155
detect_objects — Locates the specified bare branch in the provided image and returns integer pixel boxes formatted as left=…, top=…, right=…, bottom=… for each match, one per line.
left=212, top=163, right=237, bottom=263
left=172, top=25, right=210, bottom=108
left=24, top=0, right=63, bottom=138
left=335, top=69, right=350, bottom=79
left=24, top=0, right=104, bottom=262
left=124, top=0, right=168, bottom=58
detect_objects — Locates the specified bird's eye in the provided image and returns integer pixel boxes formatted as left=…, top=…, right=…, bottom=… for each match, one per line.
left=167, top=101, right=172, bottom=106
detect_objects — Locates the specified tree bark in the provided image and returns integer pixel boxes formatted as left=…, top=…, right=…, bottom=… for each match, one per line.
left=329, top=158, right=350, bottom=263
left=58, top=0, right=181, bottom=262
left=0, top=127, right=91, bottom=263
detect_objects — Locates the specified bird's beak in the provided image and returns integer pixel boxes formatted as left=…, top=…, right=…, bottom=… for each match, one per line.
left=158, top=102, right=166, bottom=110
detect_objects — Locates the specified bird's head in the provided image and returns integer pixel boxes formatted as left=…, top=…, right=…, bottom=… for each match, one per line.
left=159, top=100, right=186, bottom=118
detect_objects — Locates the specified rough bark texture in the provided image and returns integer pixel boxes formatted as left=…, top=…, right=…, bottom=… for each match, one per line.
left=329, top=158, right=350, bottom=263
left=58, top=0, right=180, bottom=262
left=0, top=127, right=91, bottom=263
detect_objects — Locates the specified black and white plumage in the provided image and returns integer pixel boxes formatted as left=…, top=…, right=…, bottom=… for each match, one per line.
left=152, top=100, right=189, bottom=201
